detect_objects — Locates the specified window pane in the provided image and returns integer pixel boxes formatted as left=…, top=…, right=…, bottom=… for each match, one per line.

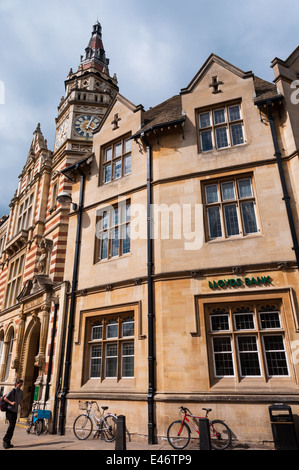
left=14, top=278, right=21, bottom=304
left=234, top=313, right=254, bottom=330
left=263, top=336, right=288, bottom=376
left=224, top=204, right=239, bottom=236
left=5, top=284, right=11, bottom=308
left=20, top=255, right=25, bottom=272
left=207, top=207, right=222, bottom=238
left=111, top=228, right=119, bottom=257
left=201, top=130, right=213, bottom=151
left=199, top=112, right=210, bottom=128
left=238, top=336, right=261, bottom=376
left=124, top=154, right=131, bottom=175
left=221, top=182, right=235, bottom=201
left=122, top=343, right=134, bottom=377
left=25, top=207, right=32, bottom=230
left=107, top=321, right=118, bottom=338
left=259, top=311, right=281, bottom=329
left=102, top=211, right=109, bottom=229
left=90, top=345, right=101, bottom=378
left=228, top=105, right=241, bottom=121
left=215, top=127, right=228, bottom=148
left=211, top=314, right=230, bottom=331
left=213, top=109, right=226, bottom=124
left=206, top=185, right=218, bottom=204
left=122, top=320, right=134, bottom=337
left=92, top=324, right=103, bottom=340
left=114, top=142, right=122, bottom=157
left=123, top=204, right=131, bottom=223
left=105, top=148, right=112, bottom=161
left=112, top=207, right=119, bottom=226
left=121, top=224, right=130, bottom=254
left=238, top=179, right=252, bottom=198
left=241, top=201, right=258, bottom=234
left=113, top=159, right=122, bottom=179
left=104, top=164, right=111, bottom=183
left=106, top=343, right=117, bottom=377
left=124, top=138, right=132, bottom=153
left=231, top=123, right=244, bottom=145
left=213, top=337, right=234, bottom=376
left=100, top=233, right=108, bottom=260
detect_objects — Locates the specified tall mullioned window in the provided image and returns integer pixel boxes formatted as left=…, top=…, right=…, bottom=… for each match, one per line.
left=203, top=176, right=258, bottom=240
left=89, top=315, right=134, bottom=380
left=198, top=102, right=245, bottom=152
left=16, top=193, right=34, bottom=234
left=5, top=253, right=25, bottom=308
left=95, top=201, right=130, bottom=261
left=101, top=135, right=132, bottom=184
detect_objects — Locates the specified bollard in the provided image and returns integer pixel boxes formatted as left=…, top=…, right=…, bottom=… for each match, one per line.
left=199, top=418, right=211, bottom=450
left=115, top=415, right=126, bottom=450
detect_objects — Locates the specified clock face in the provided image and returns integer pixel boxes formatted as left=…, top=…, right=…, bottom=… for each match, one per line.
left=55, top=118, right=69, bottom=149
left=74, top=115, right=101, bottom=138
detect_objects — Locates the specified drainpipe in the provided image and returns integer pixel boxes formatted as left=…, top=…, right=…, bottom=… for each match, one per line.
left=265, top=100, right=299, bottom=267
left=44, top=301, right=59, bottom=410
left=141, top=132, right=156, bottom=445
left=58, top=165, right=85, bottom=435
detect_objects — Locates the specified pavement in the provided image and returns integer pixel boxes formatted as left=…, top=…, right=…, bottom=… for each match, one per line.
left=0, top=418, right=275, bottom=453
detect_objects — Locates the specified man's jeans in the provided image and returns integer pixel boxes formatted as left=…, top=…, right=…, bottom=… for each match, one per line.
left=3, top=410, right=17, bottom=445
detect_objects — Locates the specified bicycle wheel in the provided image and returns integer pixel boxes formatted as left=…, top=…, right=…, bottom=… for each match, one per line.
left=34, top=419, right=44, bottom=436
left=102, top=414, right=117, bottom=442
left=73, top=414, right=93, bottom=440
left=210, top=420, right=232, bottom=450
left=167, top=421, right=191, bottom=449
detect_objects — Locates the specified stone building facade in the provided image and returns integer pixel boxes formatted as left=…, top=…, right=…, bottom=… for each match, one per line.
left=62, top=47, right=299, bottom=444
left=0, top=22, right=299, bottom=445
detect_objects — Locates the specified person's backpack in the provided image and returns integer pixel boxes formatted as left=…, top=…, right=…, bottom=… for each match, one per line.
left=0, top=395, right=8, bottom=412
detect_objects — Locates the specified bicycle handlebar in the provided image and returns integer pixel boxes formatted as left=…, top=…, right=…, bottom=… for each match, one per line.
left=179, top=406, right=191, bottom=414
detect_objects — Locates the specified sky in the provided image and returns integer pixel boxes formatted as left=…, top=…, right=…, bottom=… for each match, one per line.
left=0, top=0, right=298, bottom=216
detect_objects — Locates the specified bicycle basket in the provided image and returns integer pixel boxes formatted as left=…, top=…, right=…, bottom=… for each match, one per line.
left=78, top=401, right=88, bottom=410
left=37, top=410, right=51, bottom=419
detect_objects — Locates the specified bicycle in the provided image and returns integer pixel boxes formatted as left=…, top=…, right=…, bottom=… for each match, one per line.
left=26, top=402, right=51, bottom=436
left=73, top=401, right=117, bottom=441
left=167, top=406, right=232, bottom=450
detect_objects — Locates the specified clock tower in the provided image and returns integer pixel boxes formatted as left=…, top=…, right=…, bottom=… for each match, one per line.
left=53, top=20, right=119, bottom=165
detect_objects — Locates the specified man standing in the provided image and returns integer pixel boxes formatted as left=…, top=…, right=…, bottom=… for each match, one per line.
left=3, top=378, right=24, bottom=449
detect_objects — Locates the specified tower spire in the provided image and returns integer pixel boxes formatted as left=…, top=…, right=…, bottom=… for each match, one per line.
left=80, top=20, right=110, bottom=75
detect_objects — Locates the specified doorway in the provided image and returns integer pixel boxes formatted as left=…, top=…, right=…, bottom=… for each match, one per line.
left=23, top=321, right=40, bottom=417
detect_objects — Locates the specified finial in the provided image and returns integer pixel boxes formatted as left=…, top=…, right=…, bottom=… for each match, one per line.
left=34, top=123, right=41, bottom=133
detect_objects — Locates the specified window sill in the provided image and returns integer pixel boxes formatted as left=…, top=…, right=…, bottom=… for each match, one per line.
left=209, top=376, right=297, bottom=393
left=206, top=232, right=262, bottom=244
left=94, top=252, right=131, bottom=265
left=100, top=173, right=132, bottom=187
left=199, top=142, right=247, bottom=155
left=81, top=377, right=135, bottom=392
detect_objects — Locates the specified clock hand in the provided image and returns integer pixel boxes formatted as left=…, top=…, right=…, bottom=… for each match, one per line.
left=86, top=117, right=93, bottom=129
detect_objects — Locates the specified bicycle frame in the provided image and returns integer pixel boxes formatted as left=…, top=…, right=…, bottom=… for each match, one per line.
left=84, top=403, right=113, bottom=433
left=179, top=409, right=219, bottom=439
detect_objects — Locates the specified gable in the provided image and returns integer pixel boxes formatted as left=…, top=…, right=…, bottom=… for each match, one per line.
left=94, top=93, right=142, bottom=136
left=181, top=53, right=253, bottom=95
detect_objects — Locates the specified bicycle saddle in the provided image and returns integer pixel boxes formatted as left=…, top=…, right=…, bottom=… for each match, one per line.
left=101, top=406, right=108, bottom=410
left=202, top=408, right=212, bottom=412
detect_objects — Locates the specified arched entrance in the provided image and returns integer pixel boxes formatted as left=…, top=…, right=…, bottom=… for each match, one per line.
left=22, top=321, right=40, bottom=416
